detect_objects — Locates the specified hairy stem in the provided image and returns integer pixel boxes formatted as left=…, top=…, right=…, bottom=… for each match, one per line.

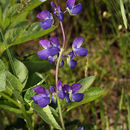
left=55, top=21, right=66, bottom=130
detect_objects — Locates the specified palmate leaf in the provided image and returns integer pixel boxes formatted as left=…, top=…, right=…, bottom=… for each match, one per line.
left=66, top=88, right=104, bottom=112
left=0, top=59, right=6, bottom=92
left=31, top=103, right=62, bottom=130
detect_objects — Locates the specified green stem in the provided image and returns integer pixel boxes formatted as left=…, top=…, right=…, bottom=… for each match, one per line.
left=21, top=104, right=34, bottom=130
left=0, top=92, right=20, bottom=107
left=56, top=93, right=65, bottom=130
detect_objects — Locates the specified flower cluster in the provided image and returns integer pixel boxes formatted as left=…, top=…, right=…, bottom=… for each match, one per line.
left=38, top=36, right=88, bottom=68
left=32, top=81, right=84, bottom=107
left=38, top=0, right=82, bottom=30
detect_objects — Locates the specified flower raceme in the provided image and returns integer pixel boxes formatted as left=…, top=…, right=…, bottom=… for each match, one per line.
left=37, top=0, right=82, bottom=29
left=32, top=81, right=84, bottom=107
left=38, top=37, right=88, bottom=68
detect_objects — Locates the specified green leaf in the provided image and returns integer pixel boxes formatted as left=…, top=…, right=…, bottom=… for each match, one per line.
left=0, top=59, right=6, bottom=92
left=66, top=88, right=104, bottom=112
left=24, top=88, right=36, bottom=104
left=10, top=0, right=46, bottom=27
left=31, top=103, right=62, bottom=130
left=78, top=76, right=96, bottom=93
left=6, top=71, right=24, bottom=102
left=24, top=0, right=46, bottom=11
left=7, top=4, right=19, bottom=18
left=9, top=25, right=56, bottom=47
left=23, top=54, right=55, bottom=74
left=6, top=71, right=23, bottom=92
left=10, top=12, right=29, bottom=27
left=120, top=0, right=127, bottom=29
left=4, top=27, right=22, bottom=44
left=13, top=58, right=28, bottom=87
left=0, top=5, right=3, bottom=26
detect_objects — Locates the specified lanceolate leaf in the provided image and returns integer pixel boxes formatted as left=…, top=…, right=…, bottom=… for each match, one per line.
left=0, top=59, right=6, bottom=92
left=78, top=76, right=95, bottom=93
left=9, top=25, right=56, bottom=47
left=31, top=103, right=62, bottom=130
left=6, top=71, right=24, bottom=102
left=66, top=88, right=104, bottom=112
left=13, top=58, right=28, bottom=87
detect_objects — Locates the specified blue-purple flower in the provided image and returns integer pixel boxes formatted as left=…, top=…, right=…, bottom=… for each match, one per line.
left=38, top=37, right=60, bottom=63
left=66, top=83, right=84, bottom=102
left=72, top=37, right=88, bottom=56
left=51, top=1, right=64, bottom=21
left=67, top=37, right=88, bottom=68
left=67, top=51, right=77, bottom=68
left=32, top=86, right=50, bottom=107
left=66, top=0, right=82, bottom=15
left=57, top=81, right=84, bottom=102
left=50, top=86, right=56, bottom=103
left=37, top=10, right=53, bottom=30
left=77, top=126, right=84, bottom=130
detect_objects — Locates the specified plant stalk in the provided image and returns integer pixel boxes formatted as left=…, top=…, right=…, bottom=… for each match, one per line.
left=55, top=21, right=66, bottom=130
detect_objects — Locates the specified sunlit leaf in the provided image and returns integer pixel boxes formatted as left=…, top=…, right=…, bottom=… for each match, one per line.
left=0, top=59, right=6, bottom=92
left=31, top=103, right=62, bottom=130
left=66, top=88, right=104, bottom=111
left=78, top=76, right=96, bottom=93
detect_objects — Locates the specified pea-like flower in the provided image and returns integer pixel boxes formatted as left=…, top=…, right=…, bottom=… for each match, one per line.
left=50, top=86, right=56, bottom=103
left=72, top=37, right=88, bottom=56
left=51, top=1, right=64, bottom=21
left=57, top=81, right=84, bottom=102
left=67, top=51, right=77, bottom=68
left=64, top=83, right=84, bottom=102
left=38, top=37, right=60, bottom=63
left=37, top=10, right=54, bottom=30
left=66, top=0, right=82, bottom=15
left=32, top=86, right=50, bottom=107
left=77, top=126, right=84, bottom=130
left=67, top=37, right=88, bottom=68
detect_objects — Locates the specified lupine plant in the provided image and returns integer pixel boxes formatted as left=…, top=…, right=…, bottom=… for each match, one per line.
left=0, top=0, right=104, bottom=129
left=29, top=0, right=103, bottom=129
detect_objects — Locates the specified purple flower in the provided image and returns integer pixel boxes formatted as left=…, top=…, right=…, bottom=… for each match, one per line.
left=38, top=37, right=60, bottom=63
left=67, top=83, right=84, bottom=102
left=51, top=1, right=64, bottom=21
left=77, top=126, right=84, bottom=130
left=37, top=10, right=53, bottom=30
left=57, top=80, right=65, bottom=99
left=50, top=86, right=56, bottom=103
left=32, top=86, right=50, bottom=107
left=57, top=81, right=84, bottom=102
left=66, top=0, right=82, bottom=15
left=72, top=37, right=88, bottom=56
left=67, top=51, right=77, bottom=68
